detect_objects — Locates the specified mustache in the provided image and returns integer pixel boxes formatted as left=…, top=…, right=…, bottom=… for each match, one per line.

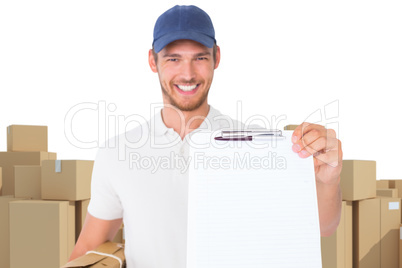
left=174, top=80, right=198, bottom=84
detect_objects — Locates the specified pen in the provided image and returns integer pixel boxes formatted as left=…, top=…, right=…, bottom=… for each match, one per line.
left=214, top=130, right=284, bottom=141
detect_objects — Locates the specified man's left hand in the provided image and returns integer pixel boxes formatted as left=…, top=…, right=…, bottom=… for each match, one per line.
left=291, top=122, right=343, bottom=185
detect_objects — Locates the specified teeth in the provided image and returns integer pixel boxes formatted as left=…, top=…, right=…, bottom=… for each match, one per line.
left=178, top=85, right=197, bottom=91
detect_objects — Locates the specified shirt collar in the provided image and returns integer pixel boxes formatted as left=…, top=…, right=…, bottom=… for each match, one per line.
left=152, top=109, right=170, bottom=137
left=152, top=105, right=223, bottom=137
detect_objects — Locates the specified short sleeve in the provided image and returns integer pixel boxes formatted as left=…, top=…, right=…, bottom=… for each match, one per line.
left=87, top=146, right=124, bottom=220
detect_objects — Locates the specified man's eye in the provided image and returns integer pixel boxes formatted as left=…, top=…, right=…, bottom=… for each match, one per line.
left=197, top=57, right=207, bottom=61
left=167, top=58, right=178, bottom=62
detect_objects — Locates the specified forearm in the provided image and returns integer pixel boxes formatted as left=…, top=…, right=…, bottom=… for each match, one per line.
left=68, top=213, right=122, bottom=261
left=69, top=238, right=94, bottom=261
left=316, top=176, right=342, bottom=237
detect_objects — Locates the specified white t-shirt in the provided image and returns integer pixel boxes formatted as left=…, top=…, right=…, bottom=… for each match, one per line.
left=88, top=106, right=243, bottom=268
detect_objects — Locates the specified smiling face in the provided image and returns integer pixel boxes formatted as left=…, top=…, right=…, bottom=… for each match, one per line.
left=149, top=39, right=220, bottom=112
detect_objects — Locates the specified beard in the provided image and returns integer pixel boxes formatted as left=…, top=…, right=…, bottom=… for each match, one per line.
left=161, top=84, right=210, bottom=112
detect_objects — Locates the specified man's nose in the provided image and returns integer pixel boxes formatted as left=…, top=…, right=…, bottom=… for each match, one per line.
left=179, top=61, right=196, bottom=80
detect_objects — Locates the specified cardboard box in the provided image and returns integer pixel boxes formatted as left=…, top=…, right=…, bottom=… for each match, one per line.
left=389, top=180, right=402, bottom=222
left=399, top=224, right=402, bottom=268
left=380, top=198, right=400, bottom=268
left=0, top=167, right=2, bottom=195
left=321, top=201, right=353, bottom=268
left=353, top=198, right=380, bottom=268
left=112, top=224, right=124, bottom=244
left=340, top=160, right=376, bottom=201
left=377, top=180, right=389, bottom=189
left=389, top=180, right=402, bottom=198
left=0, top=196, right=27, bottom=268
left=61, top=242, right=126, bottom=268
left=9, top=200, right=75, bottom=268
left=284, top=124, right=299, bottom=130
left=0, top=151, right=57, bottom=195
left=14, top=165, right=41, bottom=199
left=41, top=160, right=94, bottom=201
left=7, top=124, right=48, bottom=152
left=76, top=199, right=90, bottom=241
left=321, top=201, right=345, bottom=268
left=377, top=188, right=398, bottom=198
left=345, top=201, right=353, bottom=268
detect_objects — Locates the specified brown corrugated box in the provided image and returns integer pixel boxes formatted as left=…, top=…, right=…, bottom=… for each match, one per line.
left=345, top=201, right=353, bottom=268
left=9, top=200, right=75, bottom=268
left=377, top=188, right=398, bottom=198
left=112, top=224, right=124, bottom=244
left=399, top=224, right=402, bottom=268
left=0, top=151, right=57, bottom=195
left=321, top=201, right=353, bottom=268
left=388, top=180, right=402, bottom=222
left=353, top=198, right=380, bottom=268
left=389, top=180, right=402, bottom=198
left=0, top=196, right=28, bottom=268
left=352, top=197, right=399, bottom=268
left=61, top=242, right=126, bottom=268
left=41, top=160, right=94, bottom=201
left=340, top=160, right=376, bottom=201
left=7, top=124, right=48, bottom=152
left=321, top=201, right=345, bottom=268
left=14, top=165, right=41, bottom=199
left=376, top=180, right=389, bottom=189
left=0, top=167, right=2, bottom=195
left=380, top=198, right=400, bottom=268
left=75, top=199, right=90, bottom=241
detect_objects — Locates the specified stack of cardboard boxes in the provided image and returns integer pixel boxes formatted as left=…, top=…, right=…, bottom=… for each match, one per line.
left=342, top=160, right=401, bottom=268
left=0, top=125, right=124, bottom=268
left=284, top=124, right=402, bottom=268
left=330, top=160, right=401, bottom=268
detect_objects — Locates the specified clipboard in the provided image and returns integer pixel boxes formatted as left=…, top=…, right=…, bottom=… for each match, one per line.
left=187, top=130, right=322, bottom=268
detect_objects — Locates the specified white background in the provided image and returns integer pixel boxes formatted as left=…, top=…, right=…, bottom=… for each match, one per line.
left=0, top=0, right=401, bottom=179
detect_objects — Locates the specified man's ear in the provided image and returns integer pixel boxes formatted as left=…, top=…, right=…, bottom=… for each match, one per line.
left=214, top=45, right=221, bottom=70
left=148, top=49, right=158, bottom=73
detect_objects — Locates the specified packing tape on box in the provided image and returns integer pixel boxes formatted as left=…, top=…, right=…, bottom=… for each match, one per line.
left=85, top=250, right=123, bottom=268
left=400, top=227, right=402, bottom=240
left=388, top=202, right=399, bottom=210
left=55, top=160, right=62, bottom=173
left=7, top=126, right=10, bottom=134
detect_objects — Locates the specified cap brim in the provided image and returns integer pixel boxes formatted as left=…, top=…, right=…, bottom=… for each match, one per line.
left=153, top=31, right=215, bottom=53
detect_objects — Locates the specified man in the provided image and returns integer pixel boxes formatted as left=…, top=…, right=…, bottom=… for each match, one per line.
left=70, top=5, right=342, bottom=267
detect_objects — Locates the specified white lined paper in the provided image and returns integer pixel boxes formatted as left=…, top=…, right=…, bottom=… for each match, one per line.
left=187, top=131, right=322, bottom=268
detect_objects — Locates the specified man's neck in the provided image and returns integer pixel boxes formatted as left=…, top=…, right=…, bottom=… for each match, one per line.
left=161, top=103, right=210, bottom=140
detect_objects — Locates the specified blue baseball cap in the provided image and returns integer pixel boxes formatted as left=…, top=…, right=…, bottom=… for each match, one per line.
left=152, top=5, right=216, bottom=53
